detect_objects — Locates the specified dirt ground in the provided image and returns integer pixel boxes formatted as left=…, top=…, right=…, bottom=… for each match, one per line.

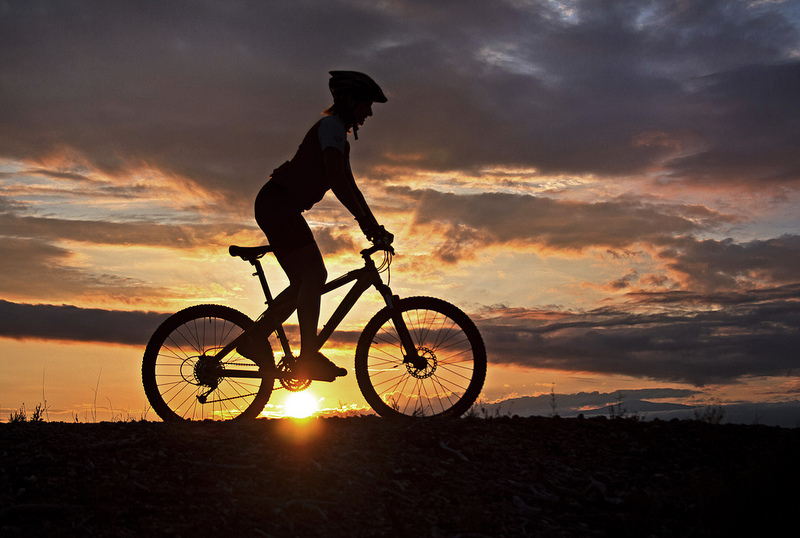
left=2, top=415, right=799, bottom=537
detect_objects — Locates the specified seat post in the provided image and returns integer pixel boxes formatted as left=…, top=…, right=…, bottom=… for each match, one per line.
left=249, top=258, right=295, bottom=358
left=250, top=259, right=274, bottom=306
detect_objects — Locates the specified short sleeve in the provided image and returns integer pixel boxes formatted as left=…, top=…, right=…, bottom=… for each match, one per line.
left=318, top=116, right=347, bottom=153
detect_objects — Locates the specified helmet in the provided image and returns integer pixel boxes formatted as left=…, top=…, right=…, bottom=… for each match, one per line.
left=328, top=71, right=388, bottom=104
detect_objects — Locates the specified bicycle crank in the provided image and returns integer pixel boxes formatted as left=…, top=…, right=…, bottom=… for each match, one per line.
left=276, top=356, right=312, bottom=392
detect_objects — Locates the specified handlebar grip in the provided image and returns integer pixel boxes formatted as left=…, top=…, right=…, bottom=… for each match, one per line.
left=361, top=243, right=395, bottom=256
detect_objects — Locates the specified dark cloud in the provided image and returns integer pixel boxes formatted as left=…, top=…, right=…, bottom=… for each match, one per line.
left=0, top=168, right=92, bottom=182
left=0, top=212, right=252, bottom=248
left=0, top=299, right=363, bottom=349
left=0, top=300, right=169, bottom=345
left=665, top=62, right=800, bottom=185
left=629, top=283, right=800, bottom=308
left=1, top=0, right=797, bottom=197
left=656, top=234, right=800, bottom=290
left=367, top=0, right=800, bottom=183
left=478, top=284, right=800, bottom=386
left=402, top=186, right=732, bottom=252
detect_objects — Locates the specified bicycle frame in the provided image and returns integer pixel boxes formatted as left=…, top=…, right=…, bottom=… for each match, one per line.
left=216, top=245, right=419, bottom=379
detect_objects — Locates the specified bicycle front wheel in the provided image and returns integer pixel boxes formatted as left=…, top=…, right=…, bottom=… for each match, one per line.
left=142, top=304, right=273, bottom=421
left=355, top=297, right=486, bottom=418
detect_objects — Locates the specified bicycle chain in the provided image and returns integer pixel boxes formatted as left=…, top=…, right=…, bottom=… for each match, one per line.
left=200, top=391, right=257, bottom=404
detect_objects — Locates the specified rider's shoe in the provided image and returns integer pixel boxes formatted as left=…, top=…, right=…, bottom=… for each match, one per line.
left=293, top=351, right=347, bottom=382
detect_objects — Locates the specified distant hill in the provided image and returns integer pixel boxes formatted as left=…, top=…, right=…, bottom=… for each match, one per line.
left=476, top=391, right=800, bottom=427
left=474, top=391, right=694, bottom=419
left=578, top=399, right=693, bottom=417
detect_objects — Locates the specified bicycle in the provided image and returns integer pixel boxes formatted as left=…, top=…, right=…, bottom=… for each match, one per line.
left=142, top=242, right=487, bottom=421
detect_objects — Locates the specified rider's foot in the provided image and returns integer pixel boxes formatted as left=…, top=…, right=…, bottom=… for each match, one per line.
left=294, top=351, right=347, bottom=382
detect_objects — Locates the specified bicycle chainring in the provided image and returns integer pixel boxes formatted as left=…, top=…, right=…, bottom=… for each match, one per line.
left=277, top=357, right=311, bottom=392
left=281, top=377, right=312, bottom=392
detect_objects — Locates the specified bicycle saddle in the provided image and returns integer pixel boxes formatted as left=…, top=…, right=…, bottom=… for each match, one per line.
left=229, top=245, right=273, bottom=261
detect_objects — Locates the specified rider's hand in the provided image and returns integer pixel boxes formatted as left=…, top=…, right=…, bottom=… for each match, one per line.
left=359, top=220, right=393, bottom=248
left=370, top=225, right=394, bottom=249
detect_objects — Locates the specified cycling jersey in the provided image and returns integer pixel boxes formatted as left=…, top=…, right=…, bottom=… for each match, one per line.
left=269, top=115, right=351, bottom=211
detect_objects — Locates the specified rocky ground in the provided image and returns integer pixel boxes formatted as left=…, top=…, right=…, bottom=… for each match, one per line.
left=2, top=415, right=799, bottom=537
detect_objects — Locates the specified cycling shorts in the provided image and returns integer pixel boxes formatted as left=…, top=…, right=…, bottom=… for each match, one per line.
left=254, top=181, right=316, bottom=258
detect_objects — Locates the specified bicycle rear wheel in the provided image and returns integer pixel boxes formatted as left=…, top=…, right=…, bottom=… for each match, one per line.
left=355, top=297, right=486, bottom=418
left=142, top=304, right=273, bottom=421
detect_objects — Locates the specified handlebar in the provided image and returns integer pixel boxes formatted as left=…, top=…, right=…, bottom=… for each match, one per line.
left=361, top=242, right=395, bottom=257
left=231, top=241, right=392, bottom=263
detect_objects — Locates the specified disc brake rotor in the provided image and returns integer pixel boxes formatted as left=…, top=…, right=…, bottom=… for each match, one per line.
left=406, top=346, right=437, bottom=379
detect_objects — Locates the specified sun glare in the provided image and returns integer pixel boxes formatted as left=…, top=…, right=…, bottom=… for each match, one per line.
left=284, top=392, right=319, bottom=419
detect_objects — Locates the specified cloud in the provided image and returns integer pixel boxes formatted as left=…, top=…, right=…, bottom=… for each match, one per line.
left=482, top=393, right=800, bottom=427
left=310, top=225, right=359, bottom=255
left=402, top=186, right=733, bottom=253
left=0, top=300, right=169, bottom=345
left=656, top=234, right=800, bottom=290
left=0, top=299, right=364, bottom=350
left=0, top=237, right=172, bottom=305
left=0, top=212, right=253, bottom=249
left=0, top=201, right=261, bottom=305
left=478, top=284, right=800, bottom=386
left=0, top=0, right=797, bottom=197
left=665, top=62, right=800, bottom=185
left=396, top=187, right=800, bottom=292
left=365, top=0, right=800, bottom=185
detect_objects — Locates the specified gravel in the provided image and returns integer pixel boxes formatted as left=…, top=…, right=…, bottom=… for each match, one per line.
left=2, top=415, right=799, bottom=537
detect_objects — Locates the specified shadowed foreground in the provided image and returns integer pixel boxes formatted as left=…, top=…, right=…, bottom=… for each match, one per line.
left=2, top=416, right=799, bottom=537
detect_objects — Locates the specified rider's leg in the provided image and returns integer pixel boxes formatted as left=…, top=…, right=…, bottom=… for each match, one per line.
left=277, top=243, right=347, bottom=381
left=234, top=269, right=301, bottom=362
left=249, top=284, right=300, bottom=336
left=237, top=245, right=326, bottom=358
left=245, top=181, right=345, bottom=379
left=275, top=242, right=327, bottom=355
left=239, top=181, right=307, bottom=360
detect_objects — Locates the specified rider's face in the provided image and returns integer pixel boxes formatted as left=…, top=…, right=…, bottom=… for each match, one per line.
left=352, top=100, right=373, bottom=126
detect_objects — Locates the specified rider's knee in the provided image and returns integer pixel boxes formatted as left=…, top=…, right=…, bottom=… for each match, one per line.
left=307, top=263, right=327, bottom=288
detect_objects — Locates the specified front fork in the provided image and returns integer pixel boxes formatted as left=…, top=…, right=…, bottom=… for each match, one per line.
left=376, top=285, right=425, bottom=369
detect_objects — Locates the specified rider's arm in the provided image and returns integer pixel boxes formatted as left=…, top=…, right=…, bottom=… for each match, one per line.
left=347, top=167, right=379, bottom=226
left=323, top=147, right=377, bottom=225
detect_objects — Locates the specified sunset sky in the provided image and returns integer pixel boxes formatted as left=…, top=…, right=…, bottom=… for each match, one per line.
left=2, top=0, right=799, bottom=423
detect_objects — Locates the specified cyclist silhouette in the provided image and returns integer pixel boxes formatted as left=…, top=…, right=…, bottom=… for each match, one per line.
left=237, top=71, right=393, bottom=382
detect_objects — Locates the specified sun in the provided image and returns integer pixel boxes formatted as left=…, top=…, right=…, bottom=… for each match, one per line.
left=284, top=392, right=319, bottom=419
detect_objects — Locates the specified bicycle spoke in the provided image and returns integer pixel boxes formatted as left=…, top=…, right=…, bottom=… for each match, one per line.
left=143, top=305, right=271, bottom=421
left=356, top=298, right=486, bottom=418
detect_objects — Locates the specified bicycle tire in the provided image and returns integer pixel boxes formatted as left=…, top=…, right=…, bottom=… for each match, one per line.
left=142, top=304, right=273, bottom=421
left=355, top=296, right=486, bottom=418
